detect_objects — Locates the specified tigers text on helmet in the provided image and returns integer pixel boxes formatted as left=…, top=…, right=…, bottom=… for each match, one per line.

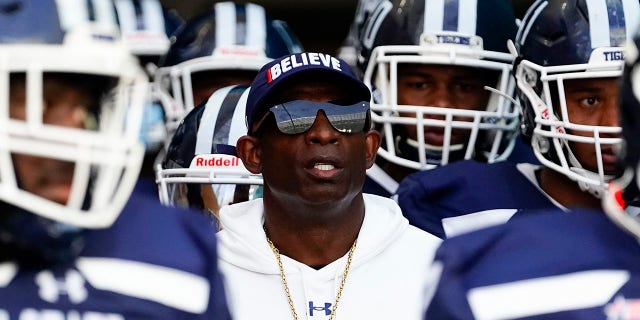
left=355, top=0, right=520, bottom=171
left=156, top=85, right=263, bottom=219
left=603, top=26, right=640, bottom=240
left=0, top=0, right=149, bottom=262
left=154, top=2, right=303, bottom=134
left=515, top=0, right=640, bottom=198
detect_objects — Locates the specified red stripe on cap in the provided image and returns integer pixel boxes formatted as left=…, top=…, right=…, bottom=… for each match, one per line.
left=267, top=69, right=273, bottom=83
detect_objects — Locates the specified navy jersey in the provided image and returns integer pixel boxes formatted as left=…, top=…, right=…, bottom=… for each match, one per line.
left=425, top=209, right=640, bottom=319
left=506, top=135, right=540, bottom=165
left=396, top=160, right=559, bottom=238
left=133, top=176, right=160, bottom=199
left=0, top=194, right=231, bottom=319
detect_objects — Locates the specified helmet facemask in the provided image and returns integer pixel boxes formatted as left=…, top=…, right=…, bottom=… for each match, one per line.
left=516, top=55, right=623, bottom=198
left=0, top=39, right=149, bottom=229
left=363, top=35, right=519, bottom=170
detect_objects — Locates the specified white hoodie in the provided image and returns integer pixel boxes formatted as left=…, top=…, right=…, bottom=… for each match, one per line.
left=216, top=194, right=442, bottom=320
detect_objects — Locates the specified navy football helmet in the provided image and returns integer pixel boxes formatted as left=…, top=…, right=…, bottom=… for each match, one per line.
left=603, top=26, right=640, bottom=239
left=337, top=0, right=383, bottom=69
left=0, top=0, right=148, bottom=263
left=355, top=0, right=519, bottom=170
left=154, top=2, right=303, bottom=133
left=515, top=0, right=640, bottom=197
left=156, top=85, right=263, bottom=219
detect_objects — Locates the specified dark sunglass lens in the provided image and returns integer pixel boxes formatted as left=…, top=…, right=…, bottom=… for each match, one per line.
left=275, top=115, right=315, bottom=134
left=326, top=111, right=368, bottom=133
left=269, top=101, right=369, bottom=135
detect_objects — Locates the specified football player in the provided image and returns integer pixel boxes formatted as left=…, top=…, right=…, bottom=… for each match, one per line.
left=0, top=1, right=231, bottom=317
left=396, top=0, right=640, bottom=239
left=424, top=23, right=640, bottom=319
left=353, top=0, right=522, bottom=197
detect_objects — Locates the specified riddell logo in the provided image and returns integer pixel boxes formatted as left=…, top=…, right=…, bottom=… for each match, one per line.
left=267, top=52, right=342, bottom=83
left=215, top=45, right=263, bottom=57
left=195, top=156, right=240, bottom=167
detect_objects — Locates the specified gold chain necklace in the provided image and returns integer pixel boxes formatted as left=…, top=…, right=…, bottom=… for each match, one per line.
left=264, top=227, right=357, bottom=320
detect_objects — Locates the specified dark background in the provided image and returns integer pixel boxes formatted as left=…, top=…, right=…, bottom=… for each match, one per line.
left=159, top=0, right=536, bottom=54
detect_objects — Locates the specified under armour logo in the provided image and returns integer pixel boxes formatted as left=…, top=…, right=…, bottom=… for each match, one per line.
left=35, top=270, right=88, bottom=304
left=308, top=301, right=332, bottom=316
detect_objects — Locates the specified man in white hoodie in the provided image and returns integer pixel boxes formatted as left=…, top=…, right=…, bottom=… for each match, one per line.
left=216, top=52, right=442, bottom=320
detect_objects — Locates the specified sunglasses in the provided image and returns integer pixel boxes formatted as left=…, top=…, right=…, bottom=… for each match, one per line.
left=254, top=100, right=370, bottom=135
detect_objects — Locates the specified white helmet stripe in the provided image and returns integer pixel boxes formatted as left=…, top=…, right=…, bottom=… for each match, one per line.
left=140, top=0, right=166, bottom=33
left=517, top=0, right=548, bottom=46
left=228, top=88, right=250, bottom=147
left=56, top=0, right=89, bottom=31
left=91, top=0, right=118, bottom=29
left=423, top=0, right=445, bottom=34
left=587, top=0, right=616, bottom=48
left=245, top=3, right=267, bottom=49
left=114, top=0, right=137, bottom=32
left=457, top=0, right=478, bottom=35
left=624, top=0, right=640, bottom=43
left=215, top=2, right=236, bottom=47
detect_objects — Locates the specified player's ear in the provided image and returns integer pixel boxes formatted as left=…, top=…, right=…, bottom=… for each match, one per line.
left=236, top=135, right=262, bottom=174
left=364, top=129, right=381, bottom=169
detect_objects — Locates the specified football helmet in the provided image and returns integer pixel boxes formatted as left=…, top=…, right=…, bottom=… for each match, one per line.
left=0, top=0, right=149, bottom=262
left=156, top=85, right=263, bottom=217
left=114, top=0, right=184, bottom=153
left=154, top=2, right=303, bottom=133
left=603, top=27, right=640, bottom=239
left=114, top=0, right=183, bottom=59
left=515, top=0, right=640, bottom=197
left=356, top=0, right=519, bottom=170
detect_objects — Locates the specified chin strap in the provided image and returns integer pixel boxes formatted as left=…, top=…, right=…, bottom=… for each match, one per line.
left=569, top=167, right=612, bottom=199
left=402, top=137, right=466, bottom=165
left=563, top=139, right=611, bottom=199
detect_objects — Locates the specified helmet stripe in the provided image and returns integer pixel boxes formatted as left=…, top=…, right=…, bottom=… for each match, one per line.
left=91, top=0, right=118, bottom=29
left=246, top=3, right=267, bottom=49
left=228, top=88, right=250, bottom=147
left=212, top=86, right=246, bottom=150
left=56, top=0, right=89, bottom=31
left=215, top=2, right=236, bottom=46
left=234, top=3, right=247, bottom=45
left=424, top=0, right=478, bottom=35
left=424, top=0, right=445, bottom=34
left=442, top=0, right=459, bottom=31
left=114, top=0, right=137, bottom=32
left=457, top=0, right=478, bottom=35
left=623, top=0, right=640, bottom=44
left=139, top=0, right=166, bottom=33
left=516, top=0, right=548, bottom=46
left=586, top=0, right=619, bottom=48
left=195, top=86, right=235, bottom=155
